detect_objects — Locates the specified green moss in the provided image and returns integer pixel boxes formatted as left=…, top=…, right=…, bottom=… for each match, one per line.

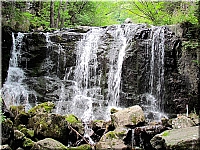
left=110, top=108, right=118, bottom=114
left=67, top=144, right=91, bottom=150
left=27, top=129, right=34, bottom=137
left=106, top=131, right=117, bottom=139
left=65, top=114, right=81, bottom=124
left=162, top=130, right=170, bottom=136
left=131, top=114, right=137, bottom=124
left=10, top=105, right=25, bottom=116
left=23, top=137, right=35, bottom=148
left=28, top=102, right=55, bottom=116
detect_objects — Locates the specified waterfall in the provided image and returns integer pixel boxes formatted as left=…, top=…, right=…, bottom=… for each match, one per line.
left=2, top=24, right=170, bottom=122
left=71, top=27, right=105, bottom=121
left=143, top=26, right=166, bottom=121
left=2, top=33, right=31, bottom=110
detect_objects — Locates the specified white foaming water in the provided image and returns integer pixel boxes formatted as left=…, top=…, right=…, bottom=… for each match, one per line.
left=2, top=33, right=31, bottom=111
left=72, top=27, right=104, bottom=121
left=144, top=26, right=167, bottom=121
left=107, top=24, right=145, bottom=107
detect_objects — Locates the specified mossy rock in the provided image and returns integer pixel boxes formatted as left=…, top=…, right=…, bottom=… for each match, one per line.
left=65, top=114, right=84, bottom=135
left=1, top=119, right=14, bottom=145
left=28, top=102, right=55, bottom=117
left=68, top=144, right=92, bottom=150
left=106, top=131, right=117, bottom=140
left=20, top=127, right=34, bottom=138
left=96, top=130, right=128, bottom=149
left=110, top=108, right=119, bottom=114
left=28, top=113, right=70, bottom=143
left=10, top=105, right=25, bottom=117
left=14, top=130, right=25, bottom=140
left=23, top=137, right=35, bottom=148
left=31, top=138, right=67, bottom=150
left=65, top=114, right=81, bottom=124
left=15, top=112, right=30, bottom=126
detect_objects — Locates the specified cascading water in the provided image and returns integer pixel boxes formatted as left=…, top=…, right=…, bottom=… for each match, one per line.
left=70, top=27, right=105, bottom=121
left=2, top=33, right=31, bottom=110
left=142, top=26, right=166, bottom=121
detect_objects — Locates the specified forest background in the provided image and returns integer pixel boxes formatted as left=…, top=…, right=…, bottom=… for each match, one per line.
left=1, top=0, right=200, bottom=32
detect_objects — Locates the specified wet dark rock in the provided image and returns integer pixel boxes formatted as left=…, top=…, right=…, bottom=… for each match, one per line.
left=1, top=119, right=14, bottom=145
left=1, top=26, right=14, bottom=86
left=124, top=124, right=167, bottom=150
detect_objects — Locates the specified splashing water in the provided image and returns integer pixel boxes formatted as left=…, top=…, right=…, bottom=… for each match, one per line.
left=2, top=33, right=31, bottom=111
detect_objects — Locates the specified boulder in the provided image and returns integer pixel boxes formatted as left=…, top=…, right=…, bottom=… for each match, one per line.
left=111, top=105, right=145, bottom=128
left=150, top=126, right=199, bottom=150
left=22, top=137, right=35, bottom=149
left=1, top=119, right=14, bottom=145
left=30, top=138, right=67, bottom=150
left=28, top=113, right=70, bottom=144
left=0, top=145, right=12, bottom=150
left=28, top=101, right=55, bottom=117
left=95, top=127, right=128, bottom=150
left=171, top=115, right=196, bottom=129
left=10, top=105, right=29, bottom=125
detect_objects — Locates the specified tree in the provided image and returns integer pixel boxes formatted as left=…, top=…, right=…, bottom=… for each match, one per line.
left=50, top=0, right=55, bottom=28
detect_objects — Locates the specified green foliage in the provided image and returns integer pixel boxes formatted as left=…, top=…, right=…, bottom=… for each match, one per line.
left=1, top=1, right=199, bottom=31
left=65, top=114, right=81, bottom=124
left=23, top=137, right=35, bottom=148
left=0, top=97, right=6, bottom=123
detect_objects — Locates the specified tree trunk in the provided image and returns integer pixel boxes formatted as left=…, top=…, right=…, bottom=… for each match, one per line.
left=60, top=0, right=68, bottom=28
left=56, top=0, right=62, bottom=28
left=50, top=0, right=54, bottom=28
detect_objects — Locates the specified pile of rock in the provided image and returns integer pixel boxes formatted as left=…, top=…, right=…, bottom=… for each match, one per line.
left=1, top=102, right=199, bottom=150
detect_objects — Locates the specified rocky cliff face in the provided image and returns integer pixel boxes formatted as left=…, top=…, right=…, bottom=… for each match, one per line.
left=2, top=23, right=199, bottom=118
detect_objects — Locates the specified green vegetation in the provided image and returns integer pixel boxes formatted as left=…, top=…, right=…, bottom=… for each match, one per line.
left=28, top=102, right=55, bottom=117
left=0, top=97, right=6, bottom=123
left=65, top=114, right=81, bottom=124
left=23, top=137, right=35, bottom=148
left=106, top=131, right=117, bottom=139
left=1, top=1, right=199, bottom=31
left=162, top=130, right=170, bottom=136
left=67, top=144, right=92, bottom=150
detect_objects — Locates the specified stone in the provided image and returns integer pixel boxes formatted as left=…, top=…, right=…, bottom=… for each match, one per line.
left=22, top=137, right=35, bottom=149
left=95, top=128, right=128, bottom=150
left=30, top=138, right=67, bottom=150
left=14, top=130, right=25, bottom=140
left=13, top=130, right=26, bottom=150
left=111, top=105, right=145, bottom=128
left=28, top=113, right=70, bottom=144
left=150, top=126, right=200, bottom=150
left=171, top=115, right=196, bottom=129
left=124, top=18, right=133, bottom=24
left=0, top=145, right=12, bottom=150
left=10, top=105, right=29, bottom=126
left=1, top=119, right=14, bottom=145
